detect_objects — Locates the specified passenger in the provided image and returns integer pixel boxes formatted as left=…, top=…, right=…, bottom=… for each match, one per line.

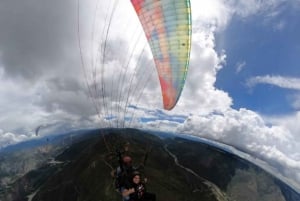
left=122, top=171, right=156, bottom=201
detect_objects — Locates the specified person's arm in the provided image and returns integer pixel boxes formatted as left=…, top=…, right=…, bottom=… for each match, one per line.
left=122, top=188, right=135, bottom=197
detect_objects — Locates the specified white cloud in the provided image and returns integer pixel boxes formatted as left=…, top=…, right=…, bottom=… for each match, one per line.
left=235, top=61, right=246, bottom=74
left=227, top=0, right=287, bottom=18
left=265, top=112, right=300, bottom=142
left=0, top=131, right=32, bottom=148
left=290, top=93, right=300, bottom=110
left=247, top=75, right=300, bottom=90
left=191, top=0, right=233, bottom=31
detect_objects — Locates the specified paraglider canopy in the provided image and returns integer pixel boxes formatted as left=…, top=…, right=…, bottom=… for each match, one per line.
left=130, top=0, right=192, bottom=110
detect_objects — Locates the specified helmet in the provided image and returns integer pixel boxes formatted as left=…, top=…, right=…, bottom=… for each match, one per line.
left=122, top=156, right=132, bottom=164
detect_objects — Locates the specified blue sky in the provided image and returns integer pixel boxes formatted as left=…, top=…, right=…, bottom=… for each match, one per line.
left=215, top=4, right=300, bottom=115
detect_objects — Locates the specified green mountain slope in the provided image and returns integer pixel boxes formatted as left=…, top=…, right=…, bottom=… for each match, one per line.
left=1, top=128, right=298, bottom=201
left=31, top=129, right=221, bottom=201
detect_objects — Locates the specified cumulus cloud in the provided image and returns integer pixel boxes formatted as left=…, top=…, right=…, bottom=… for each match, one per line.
left=265, top=112, right=300, bottom=142
left=0, top=130, right=33, bottom=148
left=0, top=0, right=80, bottom=82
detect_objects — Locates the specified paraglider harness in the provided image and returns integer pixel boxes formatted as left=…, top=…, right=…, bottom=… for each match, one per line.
left=115, top=149, right=133, bottom=191
left=114, top=147, right=151, bottom=193
left=135, top=183, right=145, bottom=199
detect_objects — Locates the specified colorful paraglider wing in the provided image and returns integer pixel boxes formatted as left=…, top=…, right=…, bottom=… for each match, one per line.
left=131, top=0, right=192, bottom=110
